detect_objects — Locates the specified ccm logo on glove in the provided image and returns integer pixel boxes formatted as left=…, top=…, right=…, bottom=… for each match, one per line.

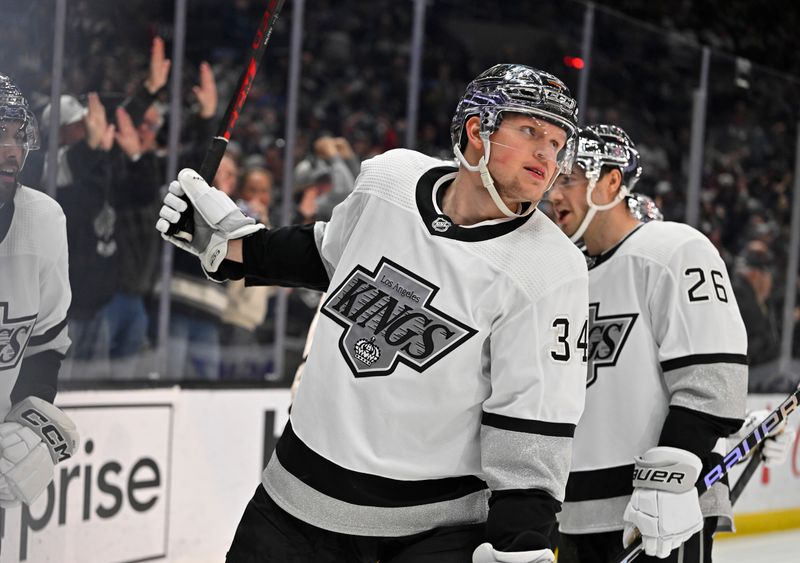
left=16, top=407, right=72, bottom=462
left=6, top=396, right=80, bottom=463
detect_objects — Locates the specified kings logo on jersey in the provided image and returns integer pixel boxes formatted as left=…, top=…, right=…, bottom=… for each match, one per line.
left=586, top=302, right=637, bottom=387
left=0, top=303, right=37, bottom=371
left=322, top=257, right=477, bottom=377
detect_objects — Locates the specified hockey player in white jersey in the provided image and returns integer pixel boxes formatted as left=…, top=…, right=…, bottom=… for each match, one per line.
left=548, top=124, right=748, bottom=562
left=158, top=64, right=589, bottom=563
left=0, top=74, right=80, bottom=509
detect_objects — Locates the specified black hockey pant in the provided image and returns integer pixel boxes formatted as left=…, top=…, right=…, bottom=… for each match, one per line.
left=226, top=484, right=485, bottom=562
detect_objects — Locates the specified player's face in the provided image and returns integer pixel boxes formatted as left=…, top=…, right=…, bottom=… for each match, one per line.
left=0, top=119, right=26, bottom=205
left=486, top=114, right=567, bottom=205
left=548, top=164, right=590, bottom=237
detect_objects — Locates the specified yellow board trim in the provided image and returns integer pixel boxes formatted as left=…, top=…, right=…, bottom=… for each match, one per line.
left=716, top=508, right=800, bottom=539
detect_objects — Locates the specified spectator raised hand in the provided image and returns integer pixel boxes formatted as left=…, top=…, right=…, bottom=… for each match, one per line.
left=85, top=92, right=114, bottom=151
left=193, top=61, right=218, bottom=119
left=144, top=36, right=171, bottom=95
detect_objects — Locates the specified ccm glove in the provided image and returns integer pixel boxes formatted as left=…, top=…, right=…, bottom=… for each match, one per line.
left=156, top=168, right=265, bottom=273
left=472, top=544, right=554, bottom=563
left=731, top=409, right=797, bottom=467
left=623, top=446, right=703, bottom=559
left=0, top=396, right=79, bottom=507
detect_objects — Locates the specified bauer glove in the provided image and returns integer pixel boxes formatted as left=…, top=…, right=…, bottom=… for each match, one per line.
left=623, top=446, right=704, bottom=559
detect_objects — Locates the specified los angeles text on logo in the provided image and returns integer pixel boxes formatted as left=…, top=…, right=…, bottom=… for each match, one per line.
left=379, top=274, right=422, bottom=303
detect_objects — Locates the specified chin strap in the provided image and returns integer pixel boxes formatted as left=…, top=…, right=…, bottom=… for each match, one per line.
left=453, top=135, right=533, bottom=219
left=569, top=175, right=629, bottom=243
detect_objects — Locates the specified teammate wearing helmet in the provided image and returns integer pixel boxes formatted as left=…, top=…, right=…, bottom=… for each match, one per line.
left=548, top=125, right=748, bottom=562
left=0, top=74, right=79, bottom=509
left=158, top=64, right=589, bottom=563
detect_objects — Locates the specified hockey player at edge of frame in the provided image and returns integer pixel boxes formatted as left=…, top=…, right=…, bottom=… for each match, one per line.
left=0, top=74, right=80, bottom=510
left=158, top=64, right=589, bottom=563
left=547, top=124, right=793, bottom=563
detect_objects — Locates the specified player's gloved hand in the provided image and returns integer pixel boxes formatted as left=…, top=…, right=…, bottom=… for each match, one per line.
left=472, top=543, right=554, bottom=563
left=0, top=396, right=79, bottom=507
left=156, top=168, right=265, bottom=273
left=623, top=446, right=703, bottom=559
left=732, top=409, right=797, bottom=467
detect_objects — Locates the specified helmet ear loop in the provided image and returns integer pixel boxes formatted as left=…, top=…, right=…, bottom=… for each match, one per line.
left=569, top=171, right=630, bottom=243
left=476, top=131, right=532, bottom=218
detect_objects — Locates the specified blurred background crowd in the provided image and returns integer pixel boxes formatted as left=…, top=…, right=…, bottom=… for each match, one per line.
left=2, top=0, right=798, bottom=391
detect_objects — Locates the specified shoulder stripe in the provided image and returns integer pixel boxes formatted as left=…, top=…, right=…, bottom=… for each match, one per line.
left=482, top=412, right=575, bottom=438
left=276, top=421, right=487, bottom=507
left=661, top=353, right=748, bottom=372
left=565, top=464, right=633, bottom=502
left=29, top=317, right=68, bottom=347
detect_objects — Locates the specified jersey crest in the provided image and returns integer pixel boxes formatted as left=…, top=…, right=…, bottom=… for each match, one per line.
left=321, top=257, right=477, bottom=377
left=0, top=303, right=37, bottom=371
left=586, top=302, right=637, bottom=387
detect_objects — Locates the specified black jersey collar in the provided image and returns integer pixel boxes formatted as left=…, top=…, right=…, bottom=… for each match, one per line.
left=0, top=199, right=13, bottom=245
left=415, top=166, right=533, bottom=242
left=586, top=222, right=645, bottom=270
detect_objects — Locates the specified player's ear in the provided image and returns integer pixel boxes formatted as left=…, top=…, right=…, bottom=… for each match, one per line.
left=464, top=116, right=484, bottom=153
left=604, top=168, right=623, bottom=199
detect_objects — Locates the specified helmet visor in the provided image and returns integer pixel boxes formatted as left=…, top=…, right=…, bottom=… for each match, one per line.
left=0, top=106, right=39, bottom=150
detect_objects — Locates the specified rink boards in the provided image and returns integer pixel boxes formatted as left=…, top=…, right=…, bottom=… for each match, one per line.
left=0, top=389, right=796, bottom=563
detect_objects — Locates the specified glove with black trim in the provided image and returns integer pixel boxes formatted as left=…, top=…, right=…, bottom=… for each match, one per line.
left=0, top=396, right=79, bottom=507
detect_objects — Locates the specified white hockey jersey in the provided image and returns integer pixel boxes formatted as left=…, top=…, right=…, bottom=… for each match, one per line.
left=0, top=186, right=71, bottom=418
left=559, top=221, right=748, bottom=534
left=262, top=149, right=589, bottom=538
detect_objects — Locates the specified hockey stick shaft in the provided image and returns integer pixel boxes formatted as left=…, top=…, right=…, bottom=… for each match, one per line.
left=613, top=383, right=800, bottom=563
left=166, top=0, right=286, bottom=239
left=729, top=444, right=764, bottom=505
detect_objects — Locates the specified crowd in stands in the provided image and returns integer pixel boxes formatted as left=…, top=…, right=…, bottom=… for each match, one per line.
left=3, top=0, right=798, bottom=389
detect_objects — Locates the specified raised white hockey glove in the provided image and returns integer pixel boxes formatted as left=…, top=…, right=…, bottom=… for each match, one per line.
left=156, top=168, right=265, bottom=273
left=0, top=396, right=79, bottom=507
left=731, top=409, right=797, bottom=467
left=472, top=543, right=554, bottom=563
left=623, top=447, right=703, bottom=559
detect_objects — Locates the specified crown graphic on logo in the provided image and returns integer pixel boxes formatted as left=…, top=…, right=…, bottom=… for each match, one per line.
left=354, top=336, right=381, bottom=366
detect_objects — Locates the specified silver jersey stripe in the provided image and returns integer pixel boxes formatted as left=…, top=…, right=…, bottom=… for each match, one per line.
left=664, top=362, right=747, bottom=419
left=481, top=425, right=572, bottom=501
left=261, top=453, right=489, bottom=537
left=559, top=481, right=733, bottom=535
left=559, top=495, right=629, bottom=533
